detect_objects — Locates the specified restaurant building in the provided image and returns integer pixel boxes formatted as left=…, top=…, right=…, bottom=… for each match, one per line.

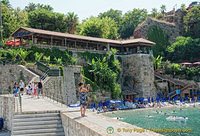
left=11, top=27, right=155, bottom=54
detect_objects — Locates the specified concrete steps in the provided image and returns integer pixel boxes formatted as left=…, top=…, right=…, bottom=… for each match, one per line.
left=12, top=112, right=65, bottom=136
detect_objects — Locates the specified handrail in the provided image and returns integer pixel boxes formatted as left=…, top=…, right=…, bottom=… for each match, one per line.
left=40, top=69, right=49, bottom=80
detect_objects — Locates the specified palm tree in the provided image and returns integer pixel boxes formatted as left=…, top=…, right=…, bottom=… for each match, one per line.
left=43, top=56, right=50, bottom=65
left=66, top=12, right=79, bottom=34
left=7, top=49, right=19, bottom=62
left=34, top=52, right=43, bottom=61
left=152, top=55, right=163, bottom=70
left=1, top=0, right=11, bottom=8
left=43, top=5, right=53, bottom=11
left=54, top=57, right=63, bottom=66
left=160, top=5, right=166, bottom=17
left=151, top=8, right=158, bottom=18
left=25, top=3, right=36, bottom=12
left=18, top=48, right=31, bottom=64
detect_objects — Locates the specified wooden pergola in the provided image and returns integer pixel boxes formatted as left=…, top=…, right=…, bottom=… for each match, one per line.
left=11, top=27, right=155, bottom=54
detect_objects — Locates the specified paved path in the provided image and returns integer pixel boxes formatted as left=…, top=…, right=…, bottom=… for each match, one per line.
left=19, top=95, right=68, bottom=112
left=17, top=95, right=162, bottom=136
left=0, top=130, right=10, bottom=136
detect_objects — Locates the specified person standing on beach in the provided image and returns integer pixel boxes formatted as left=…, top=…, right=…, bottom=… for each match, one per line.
left=78, top=82, right=90, bottom=117
left=37, top=80, right=43, bottom=99
left=19, top=80, right=24, bottom=96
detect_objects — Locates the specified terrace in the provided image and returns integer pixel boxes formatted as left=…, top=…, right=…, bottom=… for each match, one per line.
left=11, top=27, right=155, bottom=54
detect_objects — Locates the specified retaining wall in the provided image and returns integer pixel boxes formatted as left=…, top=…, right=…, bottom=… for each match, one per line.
left=0, top=95, right=15, bottom=131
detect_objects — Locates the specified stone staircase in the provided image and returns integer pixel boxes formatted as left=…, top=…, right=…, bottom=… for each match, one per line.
left=12, top=111, right=65, bottom=136
left=155, top=72, right=199, bottom=98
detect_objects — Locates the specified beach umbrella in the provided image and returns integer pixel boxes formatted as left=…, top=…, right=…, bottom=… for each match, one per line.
left=143, top=99, right=148, bottom=102
left=156, top=97, right=160, bottom=102
left=151, top=97, right=154, bottom=103
left=148, top=97, right=150, bottom=103
left=180, top=97, right=183, bottom=102
left=193, top=62, right=200, bottom=65
left=181, top=62, right=192, bottom=66
left=91, top=104, right=94, bottom=108
left=186, top=96, right=189, bottom=101
left=133, top=98, right=139, bottom=100
left=93, top=103, right=96, bottom=108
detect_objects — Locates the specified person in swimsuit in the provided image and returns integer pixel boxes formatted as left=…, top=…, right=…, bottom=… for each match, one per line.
left=78, top=82, right=90, bottom=117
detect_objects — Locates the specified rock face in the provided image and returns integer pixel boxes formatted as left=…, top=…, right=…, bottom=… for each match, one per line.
left=134, top=18, right=179, bottom=43
left=120, top=54, right=156, bottom=98
left=134, top=9, right=187, bottom=43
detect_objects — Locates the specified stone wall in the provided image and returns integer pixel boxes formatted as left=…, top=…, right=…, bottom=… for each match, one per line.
left=43, top=76, right=63, bottom=103
left=61, top=112, right=105, bottom=136
left=44, top=65, right=82, bottom=105
left=0, top=95, right=15, bottom=131
left=120, top=54, right=156, bottom=98
left=63, top=66, right=82, bottom=105
left=134, top=17, right=179, bottom=43
left=0, top=65, right=37, bottom=94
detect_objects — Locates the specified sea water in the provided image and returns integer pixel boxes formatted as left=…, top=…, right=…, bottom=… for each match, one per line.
left=105, top=106, right=200, bottom=136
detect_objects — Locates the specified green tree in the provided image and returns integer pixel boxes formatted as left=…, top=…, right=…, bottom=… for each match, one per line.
left=25, top=3, right=53, bottom=12
left=119, top=9, right=147, bottom=39
left=13, top=8, right=28, bottom=27
left=28, top=9, right=67, bottom=32
left=98, top=9, right=122, bottom=26
left=166, top=36, right=200, bottom=61
left=147, top=25, right=170, bottom=57
left=83, top=48, right=121, bottom=99
left=101, top=17, right=119, bottom=39
left=79, top=17, right=119, bottom=39
left=1, top=4, right=16, bottom=38
left=65, top=12, right=79, bottom=34
left=79, top=17, right=103, bottom=38
left=184, top=6, right=200, bottom=38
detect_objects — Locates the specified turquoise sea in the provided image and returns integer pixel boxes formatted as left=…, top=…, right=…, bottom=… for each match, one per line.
left=105, top=106, right=200, bottom=136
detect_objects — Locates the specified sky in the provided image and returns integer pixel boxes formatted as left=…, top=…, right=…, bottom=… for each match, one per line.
left=10, top=0, right=195, bottom=21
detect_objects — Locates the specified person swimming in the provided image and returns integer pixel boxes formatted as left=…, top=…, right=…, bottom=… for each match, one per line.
left=164, top=112, right=168, bottom=115
left=147, top=115, right=153, bottom=118
left=172, top=110, right=176, bottom=113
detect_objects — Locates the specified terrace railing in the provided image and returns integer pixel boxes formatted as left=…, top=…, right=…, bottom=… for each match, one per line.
left=36, top=61, right=61, bottom=77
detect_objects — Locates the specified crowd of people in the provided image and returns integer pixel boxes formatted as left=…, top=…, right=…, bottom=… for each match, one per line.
left=13, top=79, right=44, bottom=98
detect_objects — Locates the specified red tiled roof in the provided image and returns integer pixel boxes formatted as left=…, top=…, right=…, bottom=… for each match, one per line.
left=12, top=27, right=155, bottom=46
